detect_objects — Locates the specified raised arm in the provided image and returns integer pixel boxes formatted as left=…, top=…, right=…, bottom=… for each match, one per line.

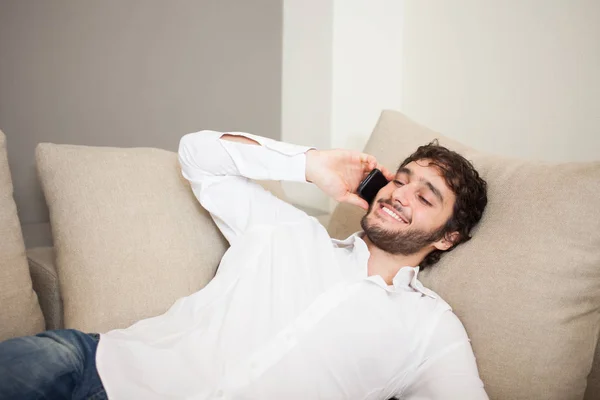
left=178, top=130, right=312, bottom=243
left=178, top=130, right=394, bottom=243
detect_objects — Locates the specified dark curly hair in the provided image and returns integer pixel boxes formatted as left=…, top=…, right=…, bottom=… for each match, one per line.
left=399, top=140, right=488, bottom=269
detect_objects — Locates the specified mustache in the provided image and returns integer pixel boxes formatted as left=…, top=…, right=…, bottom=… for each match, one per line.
left=376, top=198, right=411, bottom=223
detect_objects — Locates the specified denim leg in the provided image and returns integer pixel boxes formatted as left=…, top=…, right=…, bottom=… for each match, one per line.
left=0, top=329, right=107, bottom=400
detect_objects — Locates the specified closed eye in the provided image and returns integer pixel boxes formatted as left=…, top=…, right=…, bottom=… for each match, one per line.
left=419, top=196, right=432, bottom=206
left=393, top=180, right=404, bottom=187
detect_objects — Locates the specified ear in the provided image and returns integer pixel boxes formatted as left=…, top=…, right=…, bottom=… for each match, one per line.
left=432, top=231, right=459, bottom=251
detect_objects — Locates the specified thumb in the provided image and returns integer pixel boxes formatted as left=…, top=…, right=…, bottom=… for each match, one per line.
left=341, top=193, right=369, bottom=210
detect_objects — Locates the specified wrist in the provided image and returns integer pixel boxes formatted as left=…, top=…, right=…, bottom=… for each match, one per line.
left=305, top=149, right=319, bottom=183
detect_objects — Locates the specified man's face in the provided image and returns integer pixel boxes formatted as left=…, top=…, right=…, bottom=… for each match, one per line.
left=360, top=159, right=457, bottom=255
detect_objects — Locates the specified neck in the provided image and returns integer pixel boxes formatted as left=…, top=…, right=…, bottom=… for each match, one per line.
left=362, top=234, right=429, bottom=285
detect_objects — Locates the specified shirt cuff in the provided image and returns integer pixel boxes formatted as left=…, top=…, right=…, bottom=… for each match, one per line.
left=286, top=152, right=309, bottom=183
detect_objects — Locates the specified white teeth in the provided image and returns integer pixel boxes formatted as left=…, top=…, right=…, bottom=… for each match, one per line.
left=382, top=207, right=404, bottom=222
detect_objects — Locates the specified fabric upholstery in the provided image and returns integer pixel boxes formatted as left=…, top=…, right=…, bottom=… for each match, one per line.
left=24, top=181, right=288, bottom=333
left=328, top=111, right=600, bottom=400
left=36, top=143, right=229, bottom=333
left=0, top=130, right=45, bottom=340
left=27, top=246, right=63, bottom=331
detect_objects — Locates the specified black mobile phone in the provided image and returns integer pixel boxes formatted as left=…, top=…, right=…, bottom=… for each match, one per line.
left=357, top=169, right=389, bottom=204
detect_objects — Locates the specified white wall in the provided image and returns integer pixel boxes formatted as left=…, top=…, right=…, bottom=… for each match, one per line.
left=281, top=0, right=333, bottom=150
left=281, top=0, right=334, bottom=211
left=403, top=0, right=600, bottom=162
left=330, top=0, right=404, bottom=152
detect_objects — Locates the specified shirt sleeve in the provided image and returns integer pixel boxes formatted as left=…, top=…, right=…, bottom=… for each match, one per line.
left=398, top=311, right=489, bottom=400
left=178, top=130, right=314, bottom=243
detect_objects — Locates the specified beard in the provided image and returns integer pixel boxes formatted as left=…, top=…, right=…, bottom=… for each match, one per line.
left=360, top=199, right=446, bottom=256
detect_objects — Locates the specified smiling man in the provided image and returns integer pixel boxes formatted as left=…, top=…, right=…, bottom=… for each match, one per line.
left=359, top=143, right=487, bottom=286
left=0, top=131, right=488, bottom=399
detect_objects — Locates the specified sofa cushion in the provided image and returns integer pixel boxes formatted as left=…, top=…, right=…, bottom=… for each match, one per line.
left=0, top=130, right=45, bottom=340
left=36, top=143, right=231, bottom=333
left=328, top=111, right=600, bottom=400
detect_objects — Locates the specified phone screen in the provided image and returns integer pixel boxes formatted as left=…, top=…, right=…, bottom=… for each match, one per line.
left=357, top=169, right=389, bottom=204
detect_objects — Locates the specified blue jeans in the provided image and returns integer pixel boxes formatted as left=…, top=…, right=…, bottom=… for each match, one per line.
left=0, top=329, right=106, bottom=400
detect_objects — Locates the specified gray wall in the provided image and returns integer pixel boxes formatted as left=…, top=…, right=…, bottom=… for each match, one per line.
left=0, top=0, right=283, bottom=246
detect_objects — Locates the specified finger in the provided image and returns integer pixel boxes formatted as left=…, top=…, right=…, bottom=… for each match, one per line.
left=342, top=193, right=369, bottom=210
left=378, top=164, right=396, bottom=181
left=360, top=153, right=378, bottom=171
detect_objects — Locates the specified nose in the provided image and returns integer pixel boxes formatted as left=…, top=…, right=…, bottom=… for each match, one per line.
left=392, top=183, right=411, bottom=207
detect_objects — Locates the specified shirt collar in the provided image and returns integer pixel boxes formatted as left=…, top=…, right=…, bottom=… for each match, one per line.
left=331, top=230, right=364, bottom=247
left=336, top=231, right=438, bottom=299
left=392, top=266, right=438, bottom=299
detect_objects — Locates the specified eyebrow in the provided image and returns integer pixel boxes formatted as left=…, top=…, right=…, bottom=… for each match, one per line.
left=397, top=167, right=445, bottom=204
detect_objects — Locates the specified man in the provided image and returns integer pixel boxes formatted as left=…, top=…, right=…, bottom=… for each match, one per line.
left=0, top=130, right=488, bottom=399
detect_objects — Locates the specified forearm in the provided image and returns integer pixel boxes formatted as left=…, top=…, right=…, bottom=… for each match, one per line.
left=180, top=130, right=388, bottom=211
left=220, top=133, right=316, bottom=183
left=178, top=130, right=312, bottom=184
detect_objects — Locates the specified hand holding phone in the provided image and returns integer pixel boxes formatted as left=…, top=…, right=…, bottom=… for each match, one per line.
left=357, top=169, right=389, bottom=205
left=305, top=149, right=394, bottom=210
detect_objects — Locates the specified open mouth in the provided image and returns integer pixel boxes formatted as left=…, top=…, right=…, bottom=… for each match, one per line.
left=377, top=203, right=409, bottom=224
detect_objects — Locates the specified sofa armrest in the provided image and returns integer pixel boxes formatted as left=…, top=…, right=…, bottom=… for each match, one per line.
left=27, top=247, right=64, bottom=330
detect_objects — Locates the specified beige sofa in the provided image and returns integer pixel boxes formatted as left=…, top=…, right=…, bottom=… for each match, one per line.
left=2, top=111, right=600, bottom=400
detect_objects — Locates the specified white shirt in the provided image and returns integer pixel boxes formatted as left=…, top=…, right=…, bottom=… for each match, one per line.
left=96, top=131, right=488, bottom=400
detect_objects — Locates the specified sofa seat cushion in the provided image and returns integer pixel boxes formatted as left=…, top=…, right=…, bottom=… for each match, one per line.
left=0, top=130, right=45, bottom=340
left=27, top=246, right=63, bottom=331
left=328, top=111, right=600, bottom=400
left=586, top=343, right=600, bottom=400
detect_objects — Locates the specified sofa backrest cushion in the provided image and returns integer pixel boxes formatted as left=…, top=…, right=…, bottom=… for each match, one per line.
left=36, top=143, right=230, bottom=333
left=0, top=130, right=45, bottom=340
left=328, top=111, right=600, bottom=400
